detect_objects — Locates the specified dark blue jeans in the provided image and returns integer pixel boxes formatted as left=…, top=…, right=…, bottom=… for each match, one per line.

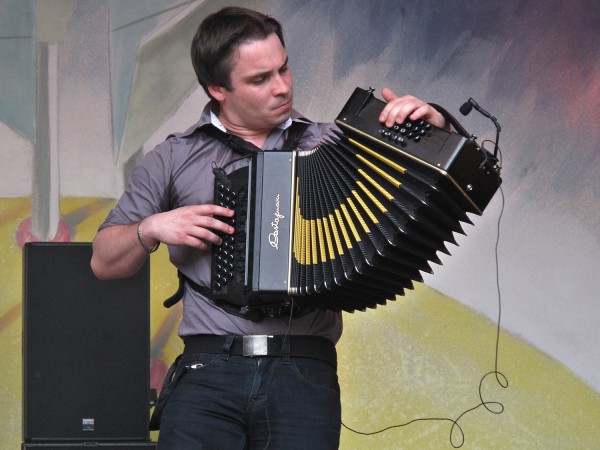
left=157, top=352, right=341, bottom=449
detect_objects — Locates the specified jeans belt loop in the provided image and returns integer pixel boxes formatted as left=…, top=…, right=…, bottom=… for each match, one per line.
left=220, top=335, right=235, bottom=360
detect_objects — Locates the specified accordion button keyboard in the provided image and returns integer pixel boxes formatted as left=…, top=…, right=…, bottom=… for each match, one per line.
left=212, top=168, right=249, bottom=293
left=378, top=118, right=432, bottom=146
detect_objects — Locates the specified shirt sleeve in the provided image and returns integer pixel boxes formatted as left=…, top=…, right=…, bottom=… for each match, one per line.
left=98, top=140, right=173, bottom=230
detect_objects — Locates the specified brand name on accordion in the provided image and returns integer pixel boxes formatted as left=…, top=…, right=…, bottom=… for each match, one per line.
left=269, top=194, right=284, bottom=250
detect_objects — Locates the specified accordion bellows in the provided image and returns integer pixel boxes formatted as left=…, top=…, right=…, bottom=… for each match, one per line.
left=211, top=88, right=502, bottom=313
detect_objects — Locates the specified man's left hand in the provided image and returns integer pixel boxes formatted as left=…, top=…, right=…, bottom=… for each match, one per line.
left=379, top=87, right=450, bottom=131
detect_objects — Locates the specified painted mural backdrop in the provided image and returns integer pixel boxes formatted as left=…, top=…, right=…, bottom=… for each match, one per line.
left=1, top=0, right=600, bottom=448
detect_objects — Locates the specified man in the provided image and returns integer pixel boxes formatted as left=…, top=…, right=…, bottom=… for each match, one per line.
left=91, top=6, right=450, bottom=449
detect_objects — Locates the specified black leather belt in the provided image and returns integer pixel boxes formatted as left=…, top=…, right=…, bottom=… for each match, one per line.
left=183, top=334, right=337, bottom=367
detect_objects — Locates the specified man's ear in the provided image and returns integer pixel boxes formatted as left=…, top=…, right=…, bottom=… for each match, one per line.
left=208, top=85, right=226, bottom=102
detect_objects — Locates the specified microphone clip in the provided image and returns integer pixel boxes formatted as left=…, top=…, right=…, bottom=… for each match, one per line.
left=460, top=97, right=502, bottom=170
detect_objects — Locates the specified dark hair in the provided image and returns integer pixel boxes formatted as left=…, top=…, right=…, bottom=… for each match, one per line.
left=191, top=7, right=285, bottom=99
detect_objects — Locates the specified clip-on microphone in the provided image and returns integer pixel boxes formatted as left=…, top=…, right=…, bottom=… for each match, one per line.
left=460, top=98, right=502, bottom=173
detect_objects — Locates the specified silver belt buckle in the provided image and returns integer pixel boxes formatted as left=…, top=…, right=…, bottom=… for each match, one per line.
left=243, top=335, right=271, bottom=356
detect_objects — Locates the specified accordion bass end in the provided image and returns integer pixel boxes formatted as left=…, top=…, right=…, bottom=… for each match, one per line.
left=335, top=87, right=501, bottom=215
left=211, top=87, right=502, bottom=314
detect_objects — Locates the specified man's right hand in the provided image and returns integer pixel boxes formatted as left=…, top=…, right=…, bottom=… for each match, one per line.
left=91, top=204, right=234, bottom=280
left=140, top=204, right=235, bottom=251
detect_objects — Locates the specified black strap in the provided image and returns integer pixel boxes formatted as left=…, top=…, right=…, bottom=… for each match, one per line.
left=199, top=124, right=261, bottom=156
left=166, top=271, right=265, bottom=321
left=166, top=270, right=317, bottom=321
left=281, top=119, right=312, bottom=150
left=198, top=119, right=312, bottom=156
left=163, top=270, right=212, bottom=309
left=183, top=334, right=337, bottom=366
left=163, top=270, right=185, bottom=308
left=149, top=354, right=183, bottom=430
left=428, top=102, right=471, bottom=139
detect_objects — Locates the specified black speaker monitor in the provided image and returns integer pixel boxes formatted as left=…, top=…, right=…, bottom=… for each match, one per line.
left=23, top=242, right=151, bottom=443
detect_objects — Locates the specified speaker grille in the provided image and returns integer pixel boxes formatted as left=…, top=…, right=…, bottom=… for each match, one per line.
left=23, top=242, right=151, bottom=442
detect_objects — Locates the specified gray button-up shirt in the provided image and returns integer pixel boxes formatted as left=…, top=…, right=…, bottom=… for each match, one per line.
left=100, top=102, right=343, bottom=343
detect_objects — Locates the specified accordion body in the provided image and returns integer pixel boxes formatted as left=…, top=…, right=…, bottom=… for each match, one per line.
left=211, top=88, right=501, bottom=313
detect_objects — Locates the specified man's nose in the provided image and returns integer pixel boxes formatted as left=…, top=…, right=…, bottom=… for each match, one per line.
left=272, top=73, right=290, bottom=95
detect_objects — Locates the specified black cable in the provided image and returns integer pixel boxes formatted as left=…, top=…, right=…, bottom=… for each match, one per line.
left=342, top=147, right=507, bottom=448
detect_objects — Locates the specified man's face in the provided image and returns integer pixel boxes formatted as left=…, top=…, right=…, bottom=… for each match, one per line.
left=209, top=33, right=294, bottom=134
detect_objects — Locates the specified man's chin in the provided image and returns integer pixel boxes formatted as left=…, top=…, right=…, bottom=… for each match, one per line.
left=270, top=112, right=292, bottom=127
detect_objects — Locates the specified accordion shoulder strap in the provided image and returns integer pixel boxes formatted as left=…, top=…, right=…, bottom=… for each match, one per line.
left=164, top=270, right=315, bottom=321
left=282, top=119, right=312, bottom=150
left=427, top=102, right=471, bottom=138
left=165, top=270, right=265, bottom=321
left=199, top=124, right=260, bottom=155
left=198, top=119, right=312, bottom=156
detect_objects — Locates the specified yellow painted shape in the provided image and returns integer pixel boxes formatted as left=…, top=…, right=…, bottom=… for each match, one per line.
left=356, top=155, right=402, bottom=188
left=350, top=137, right=407, bottom=175
left=356, top=179, right=388, bottom=213
left=338, top=284, right=600, bottom=449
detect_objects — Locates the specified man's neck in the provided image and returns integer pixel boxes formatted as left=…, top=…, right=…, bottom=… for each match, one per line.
left=223, top=123, right=272, bottom=148
left=209, top=109, right=268, bottom=148
left=210, top=107, right=292, bottom=149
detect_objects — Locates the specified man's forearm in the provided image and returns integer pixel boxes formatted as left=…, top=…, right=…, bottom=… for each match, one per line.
left=91, top=223, right=150, bottom=280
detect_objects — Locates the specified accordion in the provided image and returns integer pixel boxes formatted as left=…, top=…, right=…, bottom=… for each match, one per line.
left=211, top=87, right=502, bottom=313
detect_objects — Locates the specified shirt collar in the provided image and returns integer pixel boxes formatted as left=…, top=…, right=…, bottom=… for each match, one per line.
left=209, top=109, right=227, bottom=132
left=209, top=109, right=293, bottom=132
left=179, top=101, right=301, bottom=147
